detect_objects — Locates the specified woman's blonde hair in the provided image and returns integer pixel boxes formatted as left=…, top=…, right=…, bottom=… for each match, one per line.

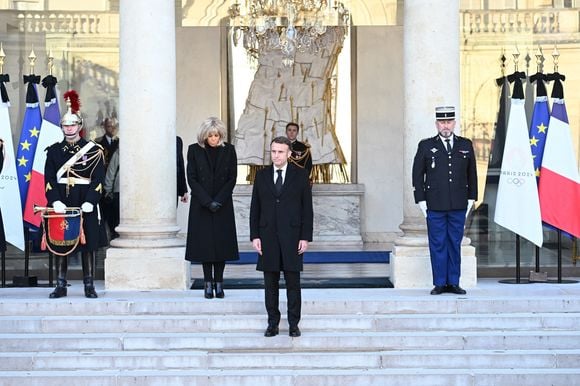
left=197, top=117, right=226, bottom=147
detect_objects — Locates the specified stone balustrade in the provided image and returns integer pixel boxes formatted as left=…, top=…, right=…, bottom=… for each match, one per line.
left=461, top=8, right=579, bottom=35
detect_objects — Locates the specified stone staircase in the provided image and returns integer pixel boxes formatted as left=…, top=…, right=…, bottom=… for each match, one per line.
left=1, top=283, right=580, bottom=385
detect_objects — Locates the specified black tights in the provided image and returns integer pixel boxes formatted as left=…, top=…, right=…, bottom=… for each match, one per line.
left=202, top=262, right=225, bottom=282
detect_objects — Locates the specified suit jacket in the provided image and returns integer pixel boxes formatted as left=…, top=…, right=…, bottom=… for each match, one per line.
left=412, top=134, right=478, bottom=211
left=250, top=163, right=313, bottom=272
left=184, top=142, right=239, bottom=263
left=96, top=134, right=119, bottom=167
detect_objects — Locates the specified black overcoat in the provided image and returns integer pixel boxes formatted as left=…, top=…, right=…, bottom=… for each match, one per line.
left=0, top=144, right=6, bottom=251
left=184, top=142, right=239, bottom=263
left=250, top=164, right=313, bottom=272
left=44, top=139, right=106, bottom=252
left=412, top=134, right=478, bottom=211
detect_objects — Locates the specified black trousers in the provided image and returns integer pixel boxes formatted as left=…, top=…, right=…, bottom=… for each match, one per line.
left=263, top=270, right=301, bottom=328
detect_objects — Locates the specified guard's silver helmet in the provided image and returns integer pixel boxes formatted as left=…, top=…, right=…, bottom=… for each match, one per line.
left=60, top=90, right=83, bottom=127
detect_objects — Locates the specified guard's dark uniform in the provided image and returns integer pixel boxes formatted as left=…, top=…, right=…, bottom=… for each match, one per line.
left=44, top=138, right=106, bottom=252
left=289, top=140, right=312, bottom=176
left=412, top=134, right=477, bottom=287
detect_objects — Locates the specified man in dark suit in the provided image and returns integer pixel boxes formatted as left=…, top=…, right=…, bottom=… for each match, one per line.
left=250, top=136, right=313, bottom=338
left=285, top=122, right=312, bottom=177
left=412, top=106, right=478, bottom=295
left=96, top=117, right=119, bottom=167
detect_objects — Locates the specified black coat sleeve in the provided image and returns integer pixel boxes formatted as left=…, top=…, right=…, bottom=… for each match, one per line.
left=176, top=136, right=188, bottom=197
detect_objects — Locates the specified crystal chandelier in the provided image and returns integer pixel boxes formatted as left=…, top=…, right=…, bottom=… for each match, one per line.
left=229, top=0, right=350, bottom=67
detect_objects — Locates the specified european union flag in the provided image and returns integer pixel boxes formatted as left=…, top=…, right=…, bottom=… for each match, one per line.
left=16, top=74, right=42, bottom=210
left=528, top=73, right=550, bottom=181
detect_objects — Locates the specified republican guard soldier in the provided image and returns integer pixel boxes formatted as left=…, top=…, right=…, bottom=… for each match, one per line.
left=44, top=90, right=106, bottom=298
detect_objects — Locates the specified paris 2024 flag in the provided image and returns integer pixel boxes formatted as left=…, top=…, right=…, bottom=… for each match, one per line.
left=538, top=98, right=580, bottom=238
left=494, top=80, right=543, bottom=247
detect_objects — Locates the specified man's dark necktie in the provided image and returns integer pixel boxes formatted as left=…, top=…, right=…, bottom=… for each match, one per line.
left=445, top=139, right=452, bottom=153
left=275, top=169, right=283, bottom=195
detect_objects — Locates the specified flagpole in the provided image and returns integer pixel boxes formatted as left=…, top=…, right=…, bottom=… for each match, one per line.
left=13, top=48, right=40, bottom=287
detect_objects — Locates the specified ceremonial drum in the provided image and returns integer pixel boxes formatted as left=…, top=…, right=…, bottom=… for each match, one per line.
left=35, top=206, right=85, bottom=256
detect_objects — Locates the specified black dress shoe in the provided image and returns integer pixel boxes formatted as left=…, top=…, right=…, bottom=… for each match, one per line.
left=84, top=285, right=98, bottom=298
left=447, top=285, right=467, bottom=295
left=264, top=325, right=279, bottom=337
left=49, top=286, right=67, bottom=299
left=430, top=286, right=445, bottom=295
left=289, top=327, right=301, bottom=337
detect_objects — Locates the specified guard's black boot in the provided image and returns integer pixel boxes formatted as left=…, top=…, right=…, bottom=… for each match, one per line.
left=49, top=255, right=68, bottom=299
left=83, top=276, right=98, bottom=298
left=204, top=281, right=214, bottom=299
left=49, top=279, right=67, bottom=298
left=82, top=252, right=98, bottom=298
left=214, top=281, right=225, bottom=298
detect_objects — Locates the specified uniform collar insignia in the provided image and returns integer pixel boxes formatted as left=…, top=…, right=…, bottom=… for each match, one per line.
left=430, top=148, right=438, bottom=153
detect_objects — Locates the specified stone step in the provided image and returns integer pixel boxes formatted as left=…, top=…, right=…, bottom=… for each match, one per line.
left=0, top=368, right=579, bottom=386
left=2, top=290, right=580, bottom=316
left=2, top=331, right=580, bottom=352
left=1, top=349, right=580, bottom=371
left=1, top=312, right=580, bottom=333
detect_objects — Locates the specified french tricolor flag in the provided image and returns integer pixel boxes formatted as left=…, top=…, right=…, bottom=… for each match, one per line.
left=23, top=75, right=63, bottom=228
left=538, top=78, right=580, bottom=238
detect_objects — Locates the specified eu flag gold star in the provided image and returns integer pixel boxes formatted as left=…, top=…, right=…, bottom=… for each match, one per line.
left=535, top=168, right=541, bottom=177
left=537, top=123, right=547, bottom=134
left=29, top=127, right=40, bottom=137
left=530, top=136, right=539, bottom=147
left=25, top=172, right=31, bottom=182
left=20, top=139, right=32, bottom=151
left=17, top=156, right=28, bottom=167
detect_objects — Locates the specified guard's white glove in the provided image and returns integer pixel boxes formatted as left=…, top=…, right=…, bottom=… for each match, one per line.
left=52, top=200, right=66, bottom=214
left=418, top=201, right=427, bottom=218
left=466, top=199, right=475, bottom=218
left=81, top=202, right=94, bottom=213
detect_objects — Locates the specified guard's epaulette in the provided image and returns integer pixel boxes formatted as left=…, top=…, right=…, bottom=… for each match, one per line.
left=92, top=141, right=104, bottom=150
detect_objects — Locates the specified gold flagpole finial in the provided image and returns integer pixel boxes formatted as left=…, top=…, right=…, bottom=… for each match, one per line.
left=28, top=46, right=37, bottom=74
left=552, top=45, right=560, bottom=72
left=535, top=45, right=544, bottom=74
left=512, top=45, right=520, bottom=72
left=47, top=48, right=54, bottom=76
left=0, top=42, right=5, bottom=74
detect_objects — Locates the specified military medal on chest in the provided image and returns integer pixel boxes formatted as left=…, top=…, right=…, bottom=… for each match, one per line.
left=430, top=147, right=438, bottom=168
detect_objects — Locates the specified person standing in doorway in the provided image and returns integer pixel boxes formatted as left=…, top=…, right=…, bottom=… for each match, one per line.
left=285, top=122, right=312, bottom=177
left=412, top=106, right=477, bottom=295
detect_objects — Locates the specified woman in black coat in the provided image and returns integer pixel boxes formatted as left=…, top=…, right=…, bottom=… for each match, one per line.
left=185, top=117, right=239, bottom=298
left=0, top=138, right=6, bottom=253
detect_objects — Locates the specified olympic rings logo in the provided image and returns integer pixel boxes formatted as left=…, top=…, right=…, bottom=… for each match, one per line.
left=507, top=177, right=525, bottom=186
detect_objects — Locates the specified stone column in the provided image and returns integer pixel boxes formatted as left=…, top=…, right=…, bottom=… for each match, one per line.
left=390, top=0, right=477, bottom=288
left=105, top=0, right=189, bottom=290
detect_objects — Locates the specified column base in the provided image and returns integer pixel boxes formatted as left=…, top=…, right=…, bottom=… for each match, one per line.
left=391, top=244, right=477, bottom=289
left=105, top=246, right=189, bottom=290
